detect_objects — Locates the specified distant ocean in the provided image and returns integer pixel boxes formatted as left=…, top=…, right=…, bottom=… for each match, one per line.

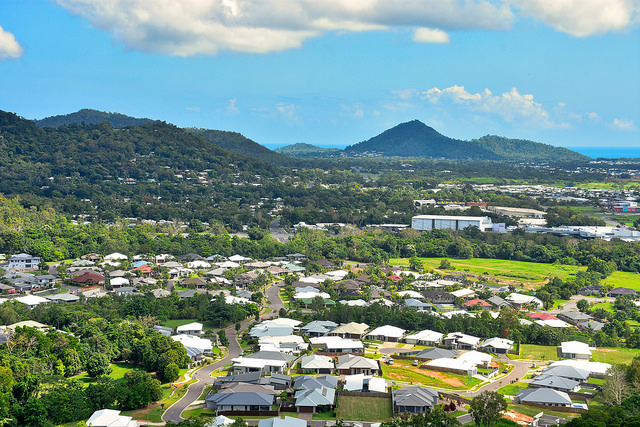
left=573, top=147, right=640, bottom=159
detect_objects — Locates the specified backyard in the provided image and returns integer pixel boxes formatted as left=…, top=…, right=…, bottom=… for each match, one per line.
left=335, top=395, right=393, bottom=422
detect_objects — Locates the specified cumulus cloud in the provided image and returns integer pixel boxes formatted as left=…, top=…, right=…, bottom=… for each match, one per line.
left=413, top=27, right=450, bottom=43
left=419, top=85, right=566, bottom=127
left=612, top=118, right=637, bottom=131
left=0, top=25, right=24, bottom=60
left=54, top=0, right=513, bottom=55
left=510, top=0, right=640, bottom=36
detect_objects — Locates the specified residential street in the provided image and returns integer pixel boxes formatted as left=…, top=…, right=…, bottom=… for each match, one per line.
left=162, top=282, right=284, bottom=423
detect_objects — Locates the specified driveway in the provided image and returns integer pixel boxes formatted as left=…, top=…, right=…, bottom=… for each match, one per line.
left=548, top=295, right=614, bottom=314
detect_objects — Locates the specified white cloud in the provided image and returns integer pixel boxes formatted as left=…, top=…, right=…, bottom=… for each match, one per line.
left=587, top=112, right=601, bottom=122
left=54, top=0, right=513, bottom=55
left=0, top=25, right=24, bottom=60
left=413, top=28, right=450, bottom=43
left=510, top=0, right=640, bottom=36
left=340, top=103, right=365, bottom=118
left=612, top=118, right=637, bottom=131
left=419, top=85, right=566, bottom=127
left=227, top=98, right=239, bottom=114
left=186, top=106, right=200, bottom=112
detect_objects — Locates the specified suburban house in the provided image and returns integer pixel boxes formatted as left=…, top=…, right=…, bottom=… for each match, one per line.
left=517, top=388, right=573, bottom=408
left=293, top=375, right=339, bottom=391
left=176, top=322, right=203, bottom=335
left=404, top=298, right=433, bottom=311
left=463, top=299, right=492, bottom=311
left=299, top=355, right=334, bottom=374
left=422, top=290, right=455, bottom=304
left=335, top=354, right=380, bottom=376
left=258, top=416, right=307, bottom=427
left=6, top=253, right=41, bottom=271
left=258, top=335, right=308, bottom=354
left=451, top=288, right=476, bottom=300
left=86, top=409, right=137, bottom=427
left=365, top=325, right=406, bottom=342
left=608, top=287, right=637, bottom=298
left=530, top=375, right=581, bottom=393
left=404, top=329, right=443, bottom=346
left=71, top=272, right=106, bottom=285
left=171, top=334, right=213, bottom=361
left=310, top=336, right=364, bottom=354
left=300, top=320, right=338, bottom=337
left=414, top=348, right=457, bottom=361
left=578, top=285, right=603, bottom=296
left=443, top=332, right=481, bottom=350
left=559, top=341, right=592, bottom=360
left=488, top=296, right=511, bottom=309
left=548, top=360, right=611, bottom=379
left=393, top=386, right=438, bottom=413
left=205, top=391, right=274, bottom=412
left=343, top=374, right=387, bottom=393
left=558, top=311, right=593, bottom=327
left=543, top=365, right=590, bottom=382
left=478, top=337, right=514, bottom=354
left=328, top=322, right=369, bottom=340
left=294, top=386, right=336, bottom=413
left=505, top=293, right=543, bottom=308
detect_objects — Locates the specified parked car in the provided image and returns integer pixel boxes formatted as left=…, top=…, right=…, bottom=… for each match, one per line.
left=387, top=358, right=394, bottom=365
left=413, top=360, right=420, bottom=366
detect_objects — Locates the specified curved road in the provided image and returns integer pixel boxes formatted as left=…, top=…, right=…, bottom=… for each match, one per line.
left=163, top=282, right=284, bottom=423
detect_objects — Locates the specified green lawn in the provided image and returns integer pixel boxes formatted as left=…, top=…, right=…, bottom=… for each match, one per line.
left=160, top=319, right=220, bottom=330
left=601, top=271, right=640, bottom=291
left=72, top=362, right=134, bottom=385
left=518, top=344, right=559, bottom=361
left=591, top=302, right=615, bottom=312
left=497, top=382, right=529, bottom=396
left=508, top=404, right=578, bottom=420
left=389, top=258, right=585, bottom=289
left=336, top=395, right=393, bottom=422
left=591, top=347, right=640, bottom=364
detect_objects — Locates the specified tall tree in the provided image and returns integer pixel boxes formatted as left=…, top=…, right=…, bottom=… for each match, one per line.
left=470, top=391, right=507, bottom=426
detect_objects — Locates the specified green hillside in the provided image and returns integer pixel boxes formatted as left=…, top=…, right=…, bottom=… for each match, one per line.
left=186, top=128, right=294, bottom=165
left=34, top=108, right=153, bottom=128
left=473, top=135, right=589, bottom=162
left=275, top=142, right=342, bottom=157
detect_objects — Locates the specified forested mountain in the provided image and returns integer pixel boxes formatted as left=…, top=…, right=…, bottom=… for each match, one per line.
left=344, top=119, right=589, bottom=161
left=187, top=128, right=295, bottom=165
left=275, top=142, right=342, bottom=157
left=473, top=135, right=589, bottom=162
left=34, top=108, right=154, bottom=128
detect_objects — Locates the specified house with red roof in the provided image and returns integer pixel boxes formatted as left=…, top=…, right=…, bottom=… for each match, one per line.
left=71, top=271, right=105, bottom=285
left=463, top=299, right=492, bottom=311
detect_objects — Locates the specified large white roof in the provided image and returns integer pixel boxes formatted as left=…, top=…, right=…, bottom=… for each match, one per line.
left=366, top=325, right=406, bottom=339
left=560, top=341, right=593, bottom=356
left=405, top=329, right=444, bottom=342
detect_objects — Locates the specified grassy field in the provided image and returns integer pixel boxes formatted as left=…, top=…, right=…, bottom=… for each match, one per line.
left=390, top=257, right=585, bottom=288
left=382, top=365, right=482, bottom=390
left=390, top=257, right=640, bottom=290
left=72, top=362, right=134, bottom=385
left=336, top=395, right=393, bottom=422
left=518, top=344, right=559, bottom=361
left=601, top=271, right=640, bottom=291
left=497, top=382, right=529, bottom=396
left=508, top=404, right=578, bottom=420
left=591, top=347, right=640, bottom=364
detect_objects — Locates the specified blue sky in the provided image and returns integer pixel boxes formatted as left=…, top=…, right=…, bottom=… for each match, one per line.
left=0, top=0, right=639, bottom=151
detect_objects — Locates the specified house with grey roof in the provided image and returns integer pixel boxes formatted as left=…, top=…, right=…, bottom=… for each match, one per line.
left=414, top=348, right=457, bottom=360
left=301, top=320, right=338, bottom=337
left=393, top=386, right=438, bottom=413
left=558, top=310, right=592, bottom=326
left=488, top=295, right=510, bottom=308
left=530, top=375, right=580, bottom=393
left=294, top=386, right=336, bottom=413
left=479, top=337, right=514, bottom=354
left=608, top=287, right=637, bottom=298
left=517, top=388, right=573, bottom=407
left=258, top=416, right=306, bottom=427
left=205, top=391, right=274, bottom=412
left=543, top=365, right=590, bottom=382
left=293, top=375, right=339, bottom=390
left=404, top=298, right=433, bottom=312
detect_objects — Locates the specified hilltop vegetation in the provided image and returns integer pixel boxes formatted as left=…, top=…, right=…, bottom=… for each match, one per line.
left=275, top=142, right=342, bottom=157
left=34, top=108, right=153, bottom=128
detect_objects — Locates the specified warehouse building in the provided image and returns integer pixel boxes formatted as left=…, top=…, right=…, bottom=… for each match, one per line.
left=411, top=215, right=493, bottom=232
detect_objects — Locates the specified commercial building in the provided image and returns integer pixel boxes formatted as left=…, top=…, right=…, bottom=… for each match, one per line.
left=411, top=215, right=493, bottom=232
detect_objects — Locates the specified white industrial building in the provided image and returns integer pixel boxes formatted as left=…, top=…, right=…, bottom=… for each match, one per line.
left=411, top=215, right=493, bottom=232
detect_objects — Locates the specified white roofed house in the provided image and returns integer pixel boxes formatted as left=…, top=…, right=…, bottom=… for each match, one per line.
left=328, top=322, right=369, bottom=340
left=443, top=332, right=481, bottom=350
left=231, top=351, right=296, bottom=375
left=259, top=335, right=308, bottom=354
left=104, top=252, right=128, bottom=262
left=310, top=336, right=364, bottom=355
left=110, top=277, right=130, bottom=289
left=479, top=337, right=514, bottom=354
left=86, top=409, right=137, bottom=427
left=366, top=325, right=406, bottom=342
left=300, top=354, right=334, bottom=374
left=559, top=341, right=592, bottom=360
left=336, top=354, right=380, bottom=376
left=176, top=322, right=203, bottom=335
left=171, top=334, right=213, bottom=362
left=301, top=320, right=338, bottom=337
left=505, top=292, right=543, bottom=309
left=404, top=329, right=443, bottom=346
